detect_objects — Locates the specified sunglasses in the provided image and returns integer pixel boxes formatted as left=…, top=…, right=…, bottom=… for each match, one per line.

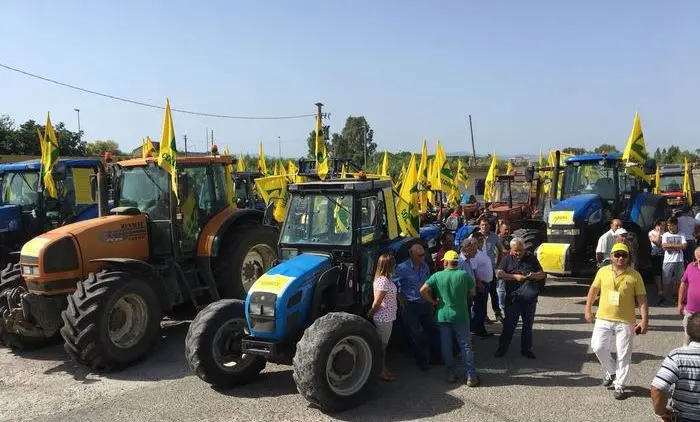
left=612, top=252, right=628, bottom=258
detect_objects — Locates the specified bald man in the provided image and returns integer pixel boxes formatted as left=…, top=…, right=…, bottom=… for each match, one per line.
left=596, top=219, right=623, bottom=265
left=392, top=243, right=440, bottom=370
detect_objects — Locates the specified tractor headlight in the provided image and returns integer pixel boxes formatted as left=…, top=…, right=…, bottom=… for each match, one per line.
left=249, top=292, right=277, bottom=317
left=22, top=265, right=39, bottom=275
left=547, top=228, right=580, bottom=236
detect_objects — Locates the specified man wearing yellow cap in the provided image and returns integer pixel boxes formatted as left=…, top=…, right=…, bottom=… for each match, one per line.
left=420, top=250, right=479, bottom=386
left=585, top=242, right=649, bottom=400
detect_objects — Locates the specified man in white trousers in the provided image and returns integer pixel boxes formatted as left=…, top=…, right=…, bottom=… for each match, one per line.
left=585, top=242, right=649, bottom=400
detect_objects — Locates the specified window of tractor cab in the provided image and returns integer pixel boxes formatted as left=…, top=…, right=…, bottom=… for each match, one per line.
left=659, top=174, right=684, bottom=193
left=0, top=171, right=40, bottom=209
left=562, top=161, right=617, bottom=201
left=118, top=165, right=170, bottom=220
left=281, top=193, right=353, bottom=246
left=494, top=180, right=530, bottom=203
left=180, top=165, right=228, bottom=219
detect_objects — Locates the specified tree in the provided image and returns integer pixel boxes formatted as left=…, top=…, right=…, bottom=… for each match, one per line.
left=86, top=140, right=121, bottom=156
left=330, top=133, right=350, bottom=159
left=562, top=147, right=587, bottom=155
left=593, top=144, right=618, bottom=153
left=305, top=130, right=330, bottom=159
left=340, top=116, right=376, bottom=168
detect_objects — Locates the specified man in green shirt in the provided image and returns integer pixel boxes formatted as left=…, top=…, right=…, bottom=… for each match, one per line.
left=420, top=250, right=479, bottom=386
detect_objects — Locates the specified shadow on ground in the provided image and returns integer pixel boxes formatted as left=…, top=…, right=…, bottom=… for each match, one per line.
left=38, top=320, right=192, bottom=383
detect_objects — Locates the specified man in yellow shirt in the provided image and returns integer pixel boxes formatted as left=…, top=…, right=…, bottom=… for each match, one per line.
left=584, top=242, right=649, bottom=400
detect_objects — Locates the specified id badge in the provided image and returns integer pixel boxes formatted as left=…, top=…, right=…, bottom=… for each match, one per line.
left=608, top=291, right=620, bottom=306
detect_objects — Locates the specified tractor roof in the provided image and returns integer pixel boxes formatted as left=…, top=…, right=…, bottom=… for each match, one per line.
left=0, top=158, right=102, bottom=172
left=565, top=152, right=622, bottom=163
left=289, top=178, right=393, bottom=193
left=118, top=155, right=234, bottom=168
left=659, top=164, right=684, bottom=175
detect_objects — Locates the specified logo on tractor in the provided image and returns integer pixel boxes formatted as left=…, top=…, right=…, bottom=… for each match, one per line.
left=101, top=222, right=147, bottom=243
left=250, top=273, right=295, bottom=294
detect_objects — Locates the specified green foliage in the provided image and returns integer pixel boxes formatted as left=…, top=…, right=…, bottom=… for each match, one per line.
left=86, top=140, right=121, bottom=156
left=593, top=143, right=619, bottom=153
left=0, top=114, right=86, bottom=156
left=562, top=147, right=587, bottom=155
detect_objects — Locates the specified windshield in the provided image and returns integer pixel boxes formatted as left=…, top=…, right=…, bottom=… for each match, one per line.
left=659, top=174, right=683, bottom=193
left=0, top=171, right=40, bottom=208
left=494, top=180, right=531, bottom=203
left=119, top=166, right=170, bottom=219
left=281, top=193, right=354, bottom=246
left=562, top=162, right=617, bottom=200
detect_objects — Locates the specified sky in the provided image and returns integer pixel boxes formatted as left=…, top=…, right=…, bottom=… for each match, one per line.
left=1, top=1, right=698, bottom=158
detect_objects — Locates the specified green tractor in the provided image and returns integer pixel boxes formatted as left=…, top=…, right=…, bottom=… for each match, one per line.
left=185, top=176, right=432, bottom=412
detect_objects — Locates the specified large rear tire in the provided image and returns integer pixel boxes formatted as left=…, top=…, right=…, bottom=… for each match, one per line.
left=60, top=270, right=162, bottom=371
left=0, top=263, right=22, bottom=346
left=185, top=299, right=266, bottom=388
left=513, top=228, right=545, bottom=252
left=214, top=225, right=278, bottom=299
left=293, top=312, right=382, bottom=413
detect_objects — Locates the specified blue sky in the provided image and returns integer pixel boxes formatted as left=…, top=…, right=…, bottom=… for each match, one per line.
left=1, top=1, right=698, bottom=157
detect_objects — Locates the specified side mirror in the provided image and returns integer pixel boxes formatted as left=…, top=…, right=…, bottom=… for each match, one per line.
left=643, top=159, right=657, bottom=175
left=525, top=165, right=535, bottom=182
left=89, top=174, right=97, bottom=202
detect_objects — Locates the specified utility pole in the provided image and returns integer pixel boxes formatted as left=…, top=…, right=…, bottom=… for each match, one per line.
left=73, top=108, right=81, bottom=139
left=468, top=114, right=476, bottom=164
left=363, top=123, right=367, bottom=169
left=278, top=136, right=281, bottom=160
left=315, top=102, right=323, bottom=163
left=205, top=127, right=209, bottom=152
left=183, top=135, right=188, bottom=156
left=211, top=129, right=214, bottom=150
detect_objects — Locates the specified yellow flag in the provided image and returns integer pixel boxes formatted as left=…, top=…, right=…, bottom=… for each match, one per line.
left=506, top=160, right=513, bottom=175
left=37, top=128, right=45, bottom=161
left=287, top=160, right=299, bottom=183
left=315, top=114, right=328, bottom=180
left=273, top=162, right=280, bottom=176
left=622, top=112, right=650, bottom=181
left=416, top=139, right=429, bottom=211
left=157, top=99, right=178, bottom=202
left=381, top=151, right=389, bottom=176
left=224, top=161, right=235, bottom=205
left=654, top=165, right=661, bottom=194
left=456, top=159, right=469, bottom=186
left=42, top=112, right=59, bottom=199
left=538, top=150, right=544, bottom=167
left=255, top=175, right=288, bottom=222
left=340, top=163, right=348, bottom=179
left=396, top=154, right=419, bottom=237
left=258, top=142, right=268, bottom=175
left=484, top=152, right=498, bottom=202
left=237, top=153, right=245, bottom=172
left=143, top=136, right=156, bottom=158
left=684, top=159, right=694, bottom=206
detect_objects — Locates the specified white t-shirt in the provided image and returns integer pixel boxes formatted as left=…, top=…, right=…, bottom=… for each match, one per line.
left=662, top=232, right=687, bottom=263
left=596, top=229, right=616, bottom=257
left=677, top=216, right=698, bottom=242
left=470, top=249, right=494, bottom=283
left=649, top=229, right=663, bottom=256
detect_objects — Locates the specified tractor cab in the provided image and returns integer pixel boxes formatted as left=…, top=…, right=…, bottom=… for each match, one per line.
left=658, top=164, right=690, bottom=209
left=233, top=171, right=266, bottom=211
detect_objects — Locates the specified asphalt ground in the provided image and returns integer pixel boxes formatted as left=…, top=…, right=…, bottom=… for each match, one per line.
left=0, top=278, right=682, bottom=422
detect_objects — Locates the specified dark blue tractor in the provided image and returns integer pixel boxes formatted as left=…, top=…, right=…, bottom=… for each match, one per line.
left=536, top=151, right=667, bottom=277
left=0, top=158, right=105, bottom=268
left=185, top=177, right=434, bottom=412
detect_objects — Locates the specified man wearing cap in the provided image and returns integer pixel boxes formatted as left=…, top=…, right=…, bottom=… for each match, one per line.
left=614, top=228, right=638, bottom=270
left=420, top=250, right=479, bottom=386
left=585, top=242, right=649, bottom=400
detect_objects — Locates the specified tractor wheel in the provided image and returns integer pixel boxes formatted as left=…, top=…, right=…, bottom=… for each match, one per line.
left=0, top=263, right=22, bottom=346
left=293, top=312, right=382, bottom=413
left=215, top=225, right=278, bottom=299
left=60, top=270, right=162, bottom=371
left=513, top=228, right=544, bottom=253
left=185, top=299, right=266, bottom=388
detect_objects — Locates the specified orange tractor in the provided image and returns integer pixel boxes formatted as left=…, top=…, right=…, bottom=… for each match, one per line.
left=0, top=155, right=278, bottom=370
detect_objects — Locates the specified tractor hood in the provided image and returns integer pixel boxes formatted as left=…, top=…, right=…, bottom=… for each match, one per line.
left=20, top=214, right=150, bottom=295
left=246, top=253, right=332, bottom=341
left=549, top=194, right=602, bottom=226
left=0, top=204, right=21, bottom=233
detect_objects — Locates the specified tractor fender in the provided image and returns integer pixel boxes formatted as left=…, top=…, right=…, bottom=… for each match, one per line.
left=88, top=258, right=170, bottom=311
left=310, top=265, right=342, bottom=321
left=197, top=207, right=272, bottom=258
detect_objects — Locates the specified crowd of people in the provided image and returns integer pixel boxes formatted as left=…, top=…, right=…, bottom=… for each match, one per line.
left=366, top=208, right=700, bottom=421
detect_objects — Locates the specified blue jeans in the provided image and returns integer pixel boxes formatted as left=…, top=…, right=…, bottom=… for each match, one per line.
left=496, top=280, right=506, bottom=310
left=401, top=300, right=440, bottom=367
left=471, top=283, right=489, bottom=333
left=498, top=299, right=537, bottom=352
left=438, top=322, right=477, bottom=378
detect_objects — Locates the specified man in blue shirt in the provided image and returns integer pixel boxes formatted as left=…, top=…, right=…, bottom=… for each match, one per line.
left=392, top=243, right=439, bottom=370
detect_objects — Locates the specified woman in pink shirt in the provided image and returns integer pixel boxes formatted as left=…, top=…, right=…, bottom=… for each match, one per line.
left=367, top=253, right=397, bottom=381
left=678, top=247, right=700, bottom=345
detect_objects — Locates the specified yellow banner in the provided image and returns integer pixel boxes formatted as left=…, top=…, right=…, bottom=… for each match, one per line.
left=72, top=168, right=94, bottom=205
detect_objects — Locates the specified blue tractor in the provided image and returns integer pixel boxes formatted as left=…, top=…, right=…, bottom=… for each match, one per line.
left=0, top=158, right=105, bottom=268
left=185, top=177, right=434, bottom=412
left=536, top=151, right=667, bottom=277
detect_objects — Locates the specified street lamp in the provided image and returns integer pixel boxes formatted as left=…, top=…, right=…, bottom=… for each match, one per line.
left=73, top=108, right=81, bottom=139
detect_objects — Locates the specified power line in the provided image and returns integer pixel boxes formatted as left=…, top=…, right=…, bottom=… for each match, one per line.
left=0, top=62, right=316, bottom=120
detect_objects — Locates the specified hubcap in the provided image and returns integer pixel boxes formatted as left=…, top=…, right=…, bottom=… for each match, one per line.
left=108, top=293, right=149, bottom=349
left=212, top=318, right=257, bottom=372
left=325, top=335, right=373, bottom=397
left=241, top=244, right=276, bottom=292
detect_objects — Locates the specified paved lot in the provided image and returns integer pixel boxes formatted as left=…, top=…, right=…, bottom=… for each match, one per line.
left=0, top=279, right=684, bottom=422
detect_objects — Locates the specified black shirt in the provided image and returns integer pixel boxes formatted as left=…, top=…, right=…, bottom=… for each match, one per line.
left=498, top=252, right=543, bottom=296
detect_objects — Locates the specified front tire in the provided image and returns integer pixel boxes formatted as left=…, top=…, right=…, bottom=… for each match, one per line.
left=185, top=299, right=266, bottom=388
left=60, top=270, right=162, bottom=371
left=293, top=312, right=382, bottom=413
left=0, top=263, right=22, bottom=346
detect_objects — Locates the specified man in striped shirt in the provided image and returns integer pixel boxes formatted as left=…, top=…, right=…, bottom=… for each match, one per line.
left=651, top=312, right=700, bottom=421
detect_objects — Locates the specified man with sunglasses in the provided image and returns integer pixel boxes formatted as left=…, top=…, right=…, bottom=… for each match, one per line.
left=585, top=243, right=649, bottom=400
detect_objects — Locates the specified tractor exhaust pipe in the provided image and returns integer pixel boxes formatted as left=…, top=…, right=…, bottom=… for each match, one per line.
left=91, top=161, right=108, bottom=218
left=551, top=150, right=561, bottom=201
